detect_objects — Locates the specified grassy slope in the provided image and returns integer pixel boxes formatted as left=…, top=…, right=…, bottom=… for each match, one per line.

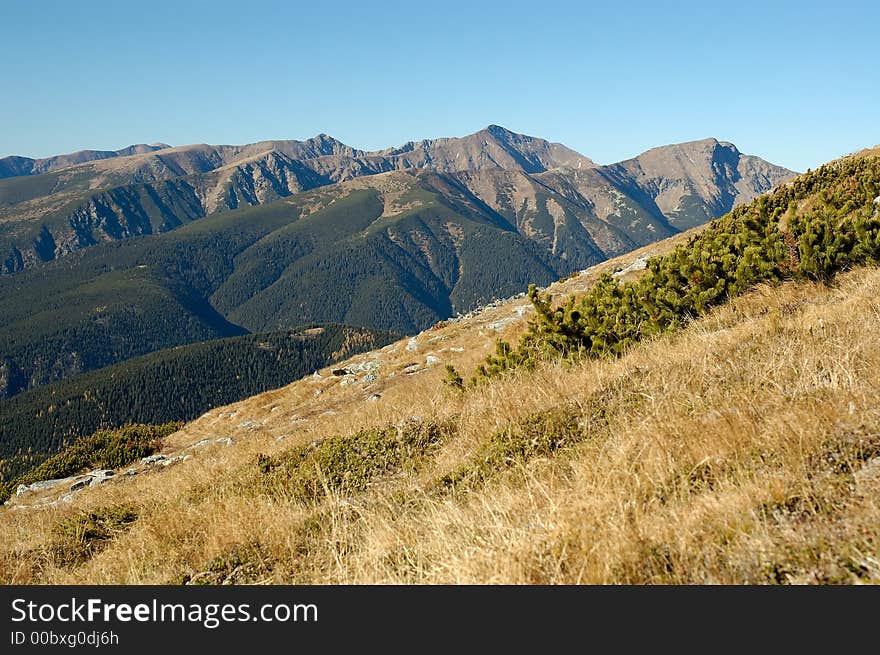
left=2, top=262, right=877, bottom=583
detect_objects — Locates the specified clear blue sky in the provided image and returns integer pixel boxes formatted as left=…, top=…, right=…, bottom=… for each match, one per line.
left=1, top=0, right=878, bottom=171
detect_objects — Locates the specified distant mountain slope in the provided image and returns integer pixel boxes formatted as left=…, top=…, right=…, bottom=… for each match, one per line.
left=0, top=128, right=795, bottom=403
left=599, top=138, right=795, bottom=229
left=0, top=143, right=171, bottom=179
left=0, top=127, right=793, bottom=274
left=368, top=124, right=595, bottom=173
left=0, top=324, right=394, bottom=482
left=0, top=171, right=571, bottom=397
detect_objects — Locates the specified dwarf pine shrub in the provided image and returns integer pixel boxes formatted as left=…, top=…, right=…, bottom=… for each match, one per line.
left=257, top=419, right=455, bottom=502
left=50, top=504, right=139, bottom=567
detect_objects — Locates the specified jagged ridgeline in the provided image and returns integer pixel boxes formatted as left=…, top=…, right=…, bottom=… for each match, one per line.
left=0, top=324, right=394, bottom=484
left=452, top=153, right=880, bottom=384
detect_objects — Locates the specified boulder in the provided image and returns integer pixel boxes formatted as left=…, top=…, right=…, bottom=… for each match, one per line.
left=17, top=476, right=81, bottom=496
left=486, top=316, right=518, bottom=331
left=87, top=469, right=115, bottom=487
left=160, top=454, right=190, bottom=467
left=70, top=478, right=91, bottom=491
left=612, top=256, right=649, bottom=278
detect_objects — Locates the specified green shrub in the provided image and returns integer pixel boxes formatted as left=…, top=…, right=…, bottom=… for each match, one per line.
left=258, top=419, right=455, bottom=502
left=50, top=504, right=139, bottom=567
left=177, top=541, right=274, bottom=585
left=439, top=405, right=583, bottom=489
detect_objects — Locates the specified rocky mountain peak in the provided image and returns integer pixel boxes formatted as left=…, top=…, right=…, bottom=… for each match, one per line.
left=305, top=133, right=358, bottom=157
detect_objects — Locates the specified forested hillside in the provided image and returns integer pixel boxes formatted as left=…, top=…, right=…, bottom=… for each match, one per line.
left=0, top=324, right=393, bottom=485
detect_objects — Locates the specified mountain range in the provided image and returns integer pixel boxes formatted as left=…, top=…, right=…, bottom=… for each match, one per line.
left=0, top=126, right=792, bottom=273
left=0, top=126, right=794, bottom=447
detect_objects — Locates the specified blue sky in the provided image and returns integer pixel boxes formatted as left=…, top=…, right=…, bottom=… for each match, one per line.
left=1, top=0, right=877, bottom=171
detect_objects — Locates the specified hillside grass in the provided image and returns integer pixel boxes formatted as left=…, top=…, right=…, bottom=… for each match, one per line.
left=1, top=266, right=878, bottom=584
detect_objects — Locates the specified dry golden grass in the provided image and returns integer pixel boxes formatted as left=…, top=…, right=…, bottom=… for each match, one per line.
left=2, top=256, right=879, bottom=584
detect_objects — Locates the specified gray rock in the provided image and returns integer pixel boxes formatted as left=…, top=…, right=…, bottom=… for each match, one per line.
left=185, top=437, right=232, bottom=449
left=141, top=454, right=167, bottom=465
left=15, top=475, right=79, bottom=496
left=612, top=256, right=649, bottom=278
left=160, top=454, right=190, bottom=467
left=366, top=393, right=381, bottom=401
left=70, top=478, right=91, bottom=491
left=486, top=316, right=518, bottom=331
left=425, top=355, right=441, bottom=365
left=87, top=469, right=115, bottom=486
left=17, top=475, right=82, bottom=496
left=406, top=337, right=419, bottom=352
left=237, top=420, right=262, bottom=430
